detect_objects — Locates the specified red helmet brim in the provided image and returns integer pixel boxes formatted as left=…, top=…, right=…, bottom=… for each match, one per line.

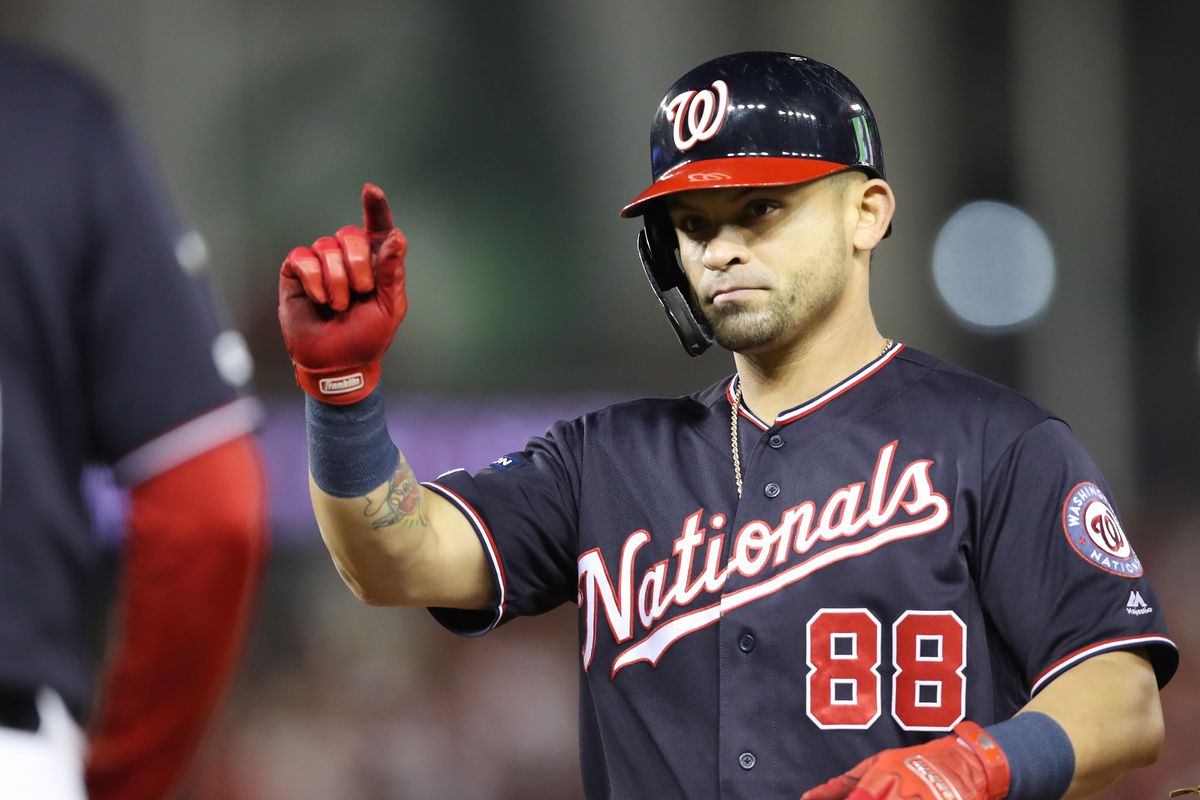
left=619, top=157, right=850, bottom=218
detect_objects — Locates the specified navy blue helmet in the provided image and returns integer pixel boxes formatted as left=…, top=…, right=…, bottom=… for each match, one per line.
left=623, top=52, right=886, bottom=355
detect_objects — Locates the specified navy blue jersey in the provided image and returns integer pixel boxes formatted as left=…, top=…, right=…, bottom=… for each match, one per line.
left=424, top=343, right=1178, bottom=800
left=0, top=47, right=258, bottom=716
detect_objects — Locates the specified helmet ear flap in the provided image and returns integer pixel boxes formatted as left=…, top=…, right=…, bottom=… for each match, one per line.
left=637, top=211, right=713, bottom=356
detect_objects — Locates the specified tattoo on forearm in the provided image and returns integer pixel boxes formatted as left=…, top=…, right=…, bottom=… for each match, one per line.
left=362, top=454, right=428, bottom=528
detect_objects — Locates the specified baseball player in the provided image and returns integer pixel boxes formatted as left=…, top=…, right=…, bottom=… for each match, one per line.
left=0, top=45, right=267, bottom=799
left=278, top=52, right=1177, bottom=799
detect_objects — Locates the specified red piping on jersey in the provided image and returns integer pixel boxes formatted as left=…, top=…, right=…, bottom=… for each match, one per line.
left=725, top=381, right=770, bottom=431
left=424, top=479, right=507, bottom=625
left=1030, top=634, right=1176, bottom=696
left=726, top=342, right=905, bottom=430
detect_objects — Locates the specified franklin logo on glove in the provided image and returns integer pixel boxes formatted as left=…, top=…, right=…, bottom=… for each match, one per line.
left=319, top=374, right=365, bottom=396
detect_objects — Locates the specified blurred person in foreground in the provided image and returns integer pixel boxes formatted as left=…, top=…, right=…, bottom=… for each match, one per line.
left=0, top=44, right=267, bottom=799
left=278, top=52, right=1177, bottom=799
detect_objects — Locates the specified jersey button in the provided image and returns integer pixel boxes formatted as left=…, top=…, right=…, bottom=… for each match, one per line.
left=764, top=482, right=781, bottom=498
left=738, top=633, right=756, bottom=653
left=739, top=752, right=756, bottom=770
left=768, top=434, right=784, bottom=448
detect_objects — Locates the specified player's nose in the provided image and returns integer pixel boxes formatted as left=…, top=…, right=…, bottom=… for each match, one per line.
left=701, top=227, right=751, bottom=271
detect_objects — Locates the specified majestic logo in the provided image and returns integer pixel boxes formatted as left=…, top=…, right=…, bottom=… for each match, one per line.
left=1126, top=590, right=1152, bottom=616
left=664, top=79, right=730, bottom=152
left=577, top=440, right=950, bottom=676
left=319, top=373, right=364, bottom=395
left=1061, top=482, right=1142, bottom=577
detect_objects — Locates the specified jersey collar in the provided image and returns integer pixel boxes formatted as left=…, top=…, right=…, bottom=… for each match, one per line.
left=727, top=341, right=905, bottom=431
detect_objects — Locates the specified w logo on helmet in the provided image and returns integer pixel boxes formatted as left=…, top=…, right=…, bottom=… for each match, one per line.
left=665, top=80, right=729, bottom=152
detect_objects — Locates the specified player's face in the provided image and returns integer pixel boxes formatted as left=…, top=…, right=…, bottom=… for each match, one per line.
left=666, top=176, right=859, bottom=354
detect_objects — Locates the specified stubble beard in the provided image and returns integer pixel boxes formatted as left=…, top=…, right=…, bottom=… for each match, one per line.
left=704, top=249, right=848, bottom=354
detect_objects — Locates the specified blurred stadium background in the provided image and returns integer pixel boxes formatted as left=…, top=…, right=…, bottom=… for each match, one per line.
left=3, top=0, right=1198, bottom=796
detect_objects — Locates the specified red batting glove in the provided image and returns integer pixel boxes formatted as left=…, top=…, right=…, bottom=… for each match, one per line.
left=278, top=183, right=407, bottom=404
left=801, top=722, right=1011, bottom=800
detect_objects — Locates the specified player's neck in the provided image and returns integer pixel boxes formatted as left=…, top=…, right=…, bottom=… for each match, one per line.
left=733, top=310, right=885, bottom=424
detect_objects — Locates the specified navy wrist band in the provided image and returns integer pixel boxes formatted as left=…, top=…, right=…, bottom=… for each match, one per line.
left=986, top=712, right=1075, bottom=800
left=306, top=389, right=400, bottom=498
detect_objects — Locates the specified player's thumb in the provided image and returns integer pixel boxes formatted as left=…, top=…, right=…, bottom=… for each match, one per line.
left=374, top=228, right=408, bottom=308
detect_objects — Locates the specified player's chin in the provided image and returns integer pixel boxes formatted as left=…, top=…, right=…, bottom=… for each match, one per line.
left=709, top=312, right=786, bottom=354
left=717, top=334, right=783, bottom=355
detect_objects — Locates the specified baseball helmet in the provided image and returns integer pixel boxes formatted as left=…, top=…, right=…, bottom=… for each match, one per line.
left=622, top=51, right=887, bottom=356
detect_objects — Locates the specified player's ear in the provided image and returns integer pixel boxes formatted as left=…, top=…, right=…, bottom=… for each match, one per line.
left=851, top=178, right=895, bottom=252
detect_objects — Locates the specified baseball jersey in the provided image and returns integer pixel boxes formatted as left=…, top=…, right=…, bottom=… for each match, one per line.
left=0, top=47, right=259, bottom=718
left=424, top=342, right=1178, bottom=799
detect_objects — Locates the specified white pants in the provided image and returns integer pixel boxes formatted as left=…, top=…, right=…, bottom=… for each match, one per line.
left=0, top=689, right=87, bottom=799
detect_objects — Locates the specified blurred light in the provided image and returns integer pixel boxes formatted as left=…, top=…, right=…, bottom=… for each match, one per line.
left=932, top=201, right=1055, bottom=332
left=213, top=330, right=255, bottom=387
left=175, top=230, right=209, bottom=275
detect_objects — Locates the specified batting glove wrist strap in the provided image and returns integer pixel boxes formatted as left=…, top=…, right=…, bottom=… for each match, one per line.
left=293, top=360, right=383, bottom=406
left=953, top=721, right=1012, bottom=798
left=984, top=712, right=1074, bottom=800
left=306, top=389, right=400, bottom=498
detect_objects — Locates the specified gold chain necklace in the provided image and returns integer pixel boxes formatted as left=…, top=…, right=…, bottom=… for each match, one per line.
left=731, top=338, right=894, bottom=497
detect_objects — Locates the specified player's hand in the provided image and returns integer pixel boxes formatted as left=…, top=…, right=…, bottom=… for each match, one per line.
left=278, top=183, right=408, bottom=404
left=799, top=722, right=1010, bottom=800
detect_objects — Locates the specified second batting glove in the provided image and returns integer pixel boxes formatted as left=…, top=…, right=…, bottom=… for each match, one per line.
left=800, top=722, right=1011, bottom=800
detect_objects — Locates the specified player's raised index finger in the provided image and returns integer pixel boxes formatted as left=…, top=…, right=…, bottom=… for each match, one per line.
left=361, top=183, right=394, bottom=234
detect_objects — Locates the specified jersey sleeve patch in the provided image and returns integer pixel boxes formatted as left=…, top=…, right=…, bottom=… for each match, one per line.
left=1060, top=482, right=1142, bottom=578
left=488, top=452, right=526, bottom=471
